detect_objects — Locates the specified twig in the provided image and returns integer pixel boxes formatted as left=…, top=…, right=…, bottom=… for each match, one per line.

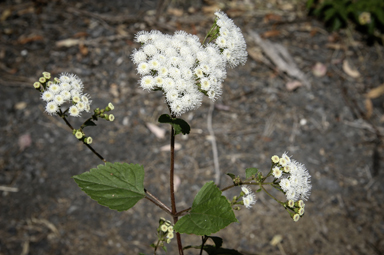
left=207, top=101, right=221, bottom=187
left=0, top=186, right=19, bottom=192
left=145, top=189, right=172, bottom=215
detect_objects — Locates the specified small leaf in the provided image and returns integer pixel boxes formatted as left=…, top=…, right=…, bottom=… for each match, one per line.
left=208, top=236, right=223, bottom=248
left=73, top=162, right=146, bottom=212
left=84, top=119, right=97, bottom=127
left=226, top=173, right=236, bottom=180
left=162, top=246, right=167, bottom=252
left=245, top=168, right=258, bottom=179
left=174, top=181, right=238, bottom=236
left=158, top=114, right=190, bottom=135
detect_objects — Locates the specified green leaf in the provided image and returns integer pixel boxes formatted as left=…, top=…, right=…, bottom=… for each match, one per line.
left=73, top=162, right=146, bottom=212
left=158, top=114, right=190, bottom=135
left=203, top=246, right=243, bottom=255
left=208, top=236, right=223, bottom=248
left=162, top=246, right=167, bottom=252
left=226, top=173, right=236, bottom=180
left=84, top=119, right=97, bottom=127
left=174, top=181, right=238, bottom=236
left=245, top=168, right=258, bottom=179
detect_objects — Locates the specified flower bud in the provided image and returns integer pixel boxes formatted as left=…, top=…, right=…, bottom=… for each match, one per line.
left=33, top=82, right=41, bottom=89
left=292, top=213, right=300, bottom=222
left=42, top=72, right=51, bottom=79
left=105, top=102, right=114, bottom=111
left=271, top=155, right=279, bottom=164
left=54, top=77, right=60, bottom=83
left=84, top=137, right=93, bottom=144
left=39, top=77, right=46, bottom=83
left=75, top=130, right=83, bottom=139
left=287, top=200, right=294, bottom=208
left=108, top=114, right=115, bottom=122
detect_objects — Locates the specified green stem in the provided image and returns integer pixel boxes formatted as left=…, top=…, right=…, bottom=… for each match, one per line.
left=260, top=185, right=284, bottom=205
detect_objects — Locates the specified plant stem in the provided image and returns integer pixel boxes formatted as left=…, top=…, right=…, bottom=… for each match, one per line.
left=61, top=114, right=107, bottom=163
left=260, top=185, right=284, bottom=205
left=145, top=189, right=172, bottom=215
left=169, top=126, right=184, bottom=255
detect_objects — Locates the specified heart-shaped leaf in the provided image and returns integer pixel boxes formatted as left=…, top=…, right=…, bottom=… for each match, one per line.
left=174, top=181, right=237, bottom=235
left=73, top=162, right=145, bottom=211
left=158, top=114, right=190, bottom=135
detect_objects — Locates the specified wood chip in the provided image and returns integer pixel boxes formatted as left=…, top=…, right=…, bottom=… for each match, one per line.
left=146, top=123, right=166, bottom=139
left=365, top=84, right=384, bottom=99
left=342, top=60, right=360, bottom=78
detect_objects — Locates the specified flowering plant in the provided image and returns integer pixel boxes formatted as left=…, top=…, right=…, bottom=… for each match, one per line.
left=32, top=11, right=311, bottom=255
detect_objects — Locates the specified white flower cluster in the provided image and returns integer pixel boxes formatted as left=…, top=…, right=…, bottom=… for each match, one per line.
left=241, top=185, right=256, bottom=209
left=271, top=153, right=311, bottom=202
left=41, top=73, right=91, bottom=117
left=214, top=11, right=247, bottom=68
left=132, top=30, right=228, bottom=116
left=159, top=218, right=174, bottom=244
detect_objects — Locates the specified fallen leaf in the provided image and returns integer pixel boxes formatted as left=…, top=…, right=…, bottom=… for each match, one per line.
left=342, top=60, right=360, bottom=78
left=146, top=123, right=166, bottom=139
left=18, top=133, right=32, bottom=151
left=109, top=83, right=119, bottom=98
left=366, top=84, right=384, bottom=99
left=167, top=8, right=183, bottom=16
left=79, top=43, right=88, bottom=55
left=15, top=101, right=27, bottom=110
left=1, top=9, right=11, bottom=22
left=263, top=13, right=282, bottom=23
left=56, top=38, right=80, bottom=47
left=160, top=143, right=181, bottom=151
left=18, top=35, right=44, bottom=44
left=365, top=98, right=373, bottom=119
left=286, top=80, right=303, bottom=91
left=262, top=30, right=281, bottom=38
left=312, top=62, right=327, bottom=77
left=247, top=47, right=264, bottom=62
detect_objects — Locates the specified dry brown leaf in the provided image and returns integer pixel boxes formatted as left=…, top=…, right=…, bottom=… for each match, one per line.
left=312, top=62, right=327, bottom=77
left=109, top=83, right=119, bottom=98
left=15, top=101, right=27, bottom=110
left=247, top=47, right=264, bottom=62
left=262, top=30, right=281, bottom=38
left=1, top=9, right=11, bottom=22
left=18, top=35, right=43, bottom=44
left=79, top=43, right=88, bottom=55
left=263, top=13, right=282, bottom=23
left=286, top=80, right=303, bottom=91
left=365, top=98, right=373, bottom=119
left=146, top=123, right=166, bottom=139
left=167, top=8, right=183, bottom=16
left=56, top=38, right=80, bottom=47
left=18, top=133, right=32, bottom=151
left=365, top=84, right=384, bottom=99
left=342, top=60, right=360, bottom=78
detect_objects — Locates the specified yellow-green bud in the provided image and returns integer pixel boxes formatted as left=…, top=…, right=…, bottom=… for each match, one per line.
left=167, top=226, right=173, bottom=232
left=105, top=102, right=114, bottom=111
left=84, top=137, right=93, bottom=144
left=166, top=232, right=174, bottom=239
left=293, top=214, right=300, bottom=222
left=108, top=114, right=115, bottom=122
left=271, top=155, right=279, bottom=164
left=160, top=224, right=168, bottom=232
left=39, top=77, right=46, bottom=83
left=75, top=130, right=83, bottom=139
left=54, top=77, right=60, bottom=83
left=33, top=82, right=41, bottom=89
left=42, top=72, right=51, bottom=79
left=287, top=200, right=294, bottom=208
left=166, top=239, right=171, bottom=244
left=298, top=207, right=305, bottom=216
left=47, top=81, right=53, bottom=87
left=296, top=200, right=305, bottom=208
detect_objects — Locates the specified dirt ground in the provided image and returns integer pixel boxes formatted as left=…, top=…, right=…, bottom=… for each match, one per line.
left=1, top=0, right=384, bottom=254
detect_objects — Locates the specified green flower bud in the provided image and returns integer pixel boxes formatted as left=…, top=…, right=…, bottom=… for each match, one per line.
left=105, top=102, right=114, bottom=111
left=54, top=77, right=60, bottom=83
left=42, top=71, right=51, bottom=79
left=287, top=200, right=294, bottom=208
left=39, top=77, right=46, bottom=83
left=108, top=114, right=115, bottom=122
left=292, top=213, right=300, bottom=222
left=298, top=207, right=305, bottom=216
left=84, top=137, right=93, bottom=144
left=75, top=130, right=83, bottom=139
left=33, top=82, right=41, bottom=89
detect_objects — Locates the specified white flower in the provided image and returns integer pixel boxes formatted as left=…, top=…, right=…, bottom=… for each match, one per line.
left=243, top=193, right=256, bottom=209
left=214, top=11, right=247, bottom=68
left=137, top=62, right=150, bottom=75
left=41, top=91, right=54, bottom=102
left=60, top=90, right=71, bottom=101
left=45, top=102, right=58, bottom=115
left=76, top=101, right=85, bottom=111
left=132, top=50, right=147, bottom=64
left=241, top=185, right=251, bottom=195
left=69, top=105, right=80, bottom=117
left=48, top=84, right=61, bottom=94
left=54, top=95, right=64, bottom=106
left=141, top=76, right=155, bottom=90
left=272, top=166, right=282, bottom=178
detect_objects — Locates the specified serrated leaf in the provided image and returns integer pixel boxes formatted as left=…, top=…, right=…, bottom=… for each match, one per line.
left=73, top=162, right=145, bottom=212
left=245, top=168, right=258, bottom=179
left=158, top=114, right=190, bottom=135
left=174, top=181, right=238, bottom=236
